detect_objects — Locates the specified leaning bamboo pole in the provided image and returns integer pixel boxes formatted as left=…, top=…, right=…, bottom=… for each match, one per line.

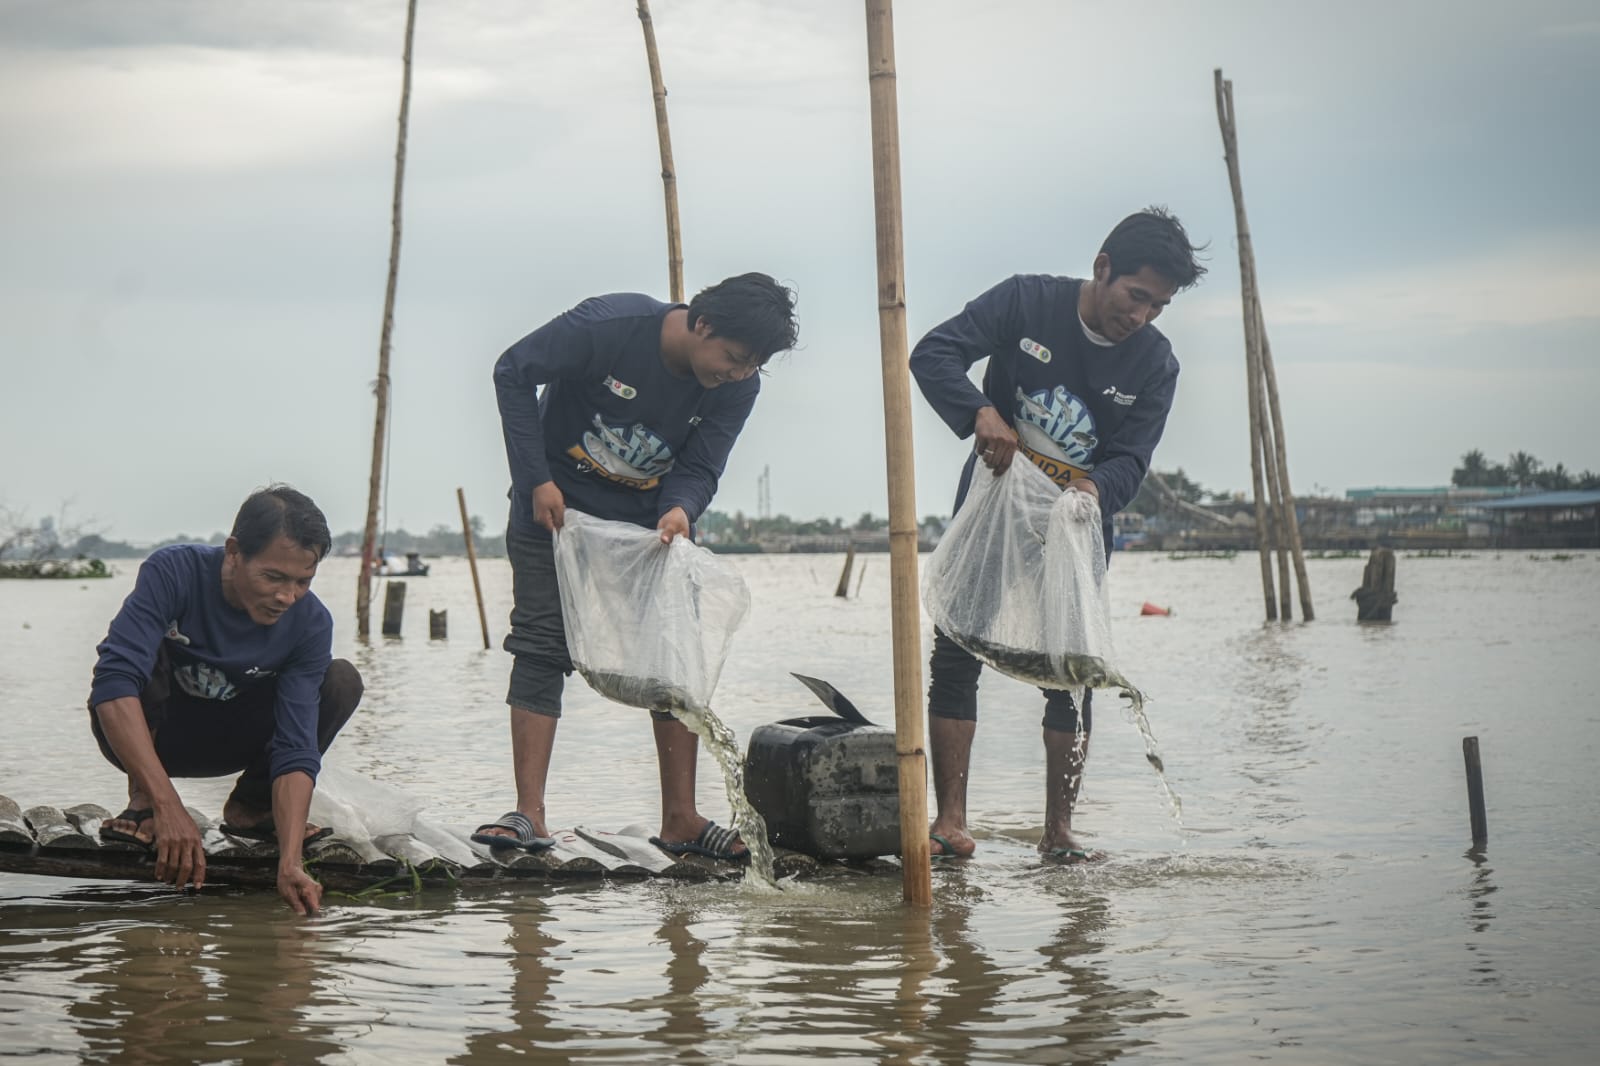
left=1214, top=70, right=1276, bottom=620
left=636, top=0, right=684, bottom=302
left=1255, top=304, right=1315, bottom=620
left=1216, top=70, right=1315, bottom=622
left=864, top=0, right=931, bottom=907
left=1255, top=364, right=1292, bottom=618
left=358, top=0, right=418, bottom=639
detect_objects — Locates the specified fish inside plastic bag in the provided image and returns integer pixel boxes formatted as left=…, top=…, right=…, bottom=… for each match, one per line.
left=921, top=458, right=1140, bottom=698
left=554, top=508, right=751, bottom=714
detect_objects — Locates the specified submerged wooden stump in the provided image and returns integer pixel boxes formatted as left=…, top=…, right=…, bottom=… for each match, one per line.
left=1351, top=547, right=1397, bottom=622
left=382, top=580, right=406, bottom=636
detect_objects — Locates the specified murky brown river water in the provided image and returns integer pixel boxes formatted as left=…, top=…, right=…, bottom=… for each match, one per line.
left=3, top=550, right=1598, bottom=1063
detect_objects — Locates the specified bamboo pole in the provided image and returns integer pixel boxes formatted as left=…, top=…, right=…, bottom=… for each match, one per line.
left=864, top=0, right=931, bottom=907
left=358, top=0, right=418, bottom=639
left=1255, top=368, right=1292, bottom=619
left=1214, top=70, right=1276, bottom=620
left=457, top=488, right=491, bottom=650
left=1255, top=308, right=1316, bottom=620
left=1219, top=71, right=1315, bottom=621
left=636, top=0, right=684, bottom=302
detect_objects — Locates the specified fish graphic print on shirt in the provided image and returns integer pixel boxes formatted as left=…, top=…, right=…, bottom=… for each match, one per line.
left=1013, top=383, right=1098, bottom=486
left=567, top=413, right=677, bottom=491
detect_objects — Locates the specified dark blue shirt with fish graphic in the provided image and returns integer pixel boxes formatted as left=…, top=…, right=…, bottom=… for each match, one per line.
left=910, top=274, right=1180, bottom=554
left=494, top=293, right=760, bottom=533
left=89, top=544, right=333, bottom=783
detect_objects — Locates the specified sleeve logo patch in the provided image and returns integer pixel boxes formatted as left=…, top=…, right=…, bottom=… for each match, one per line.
left=604, top=376, right=637, bottom=400
left=1019, top=337, right=1052, bottom=363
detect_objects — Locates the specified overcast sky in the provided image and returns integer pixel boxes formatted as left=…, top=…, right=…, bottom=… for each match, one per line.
left=2, top=0, right=1596, bottom=544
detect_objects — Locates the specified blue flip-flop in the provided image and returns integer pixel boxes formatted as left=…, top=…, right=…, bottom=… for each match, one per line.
left=1043, top=847, right=1100, bottom=864
left=929, top=833, right=971, bottom=861
left=471, top=811, right=556, bottom=852
left=651, top=821, right=749, bottom=862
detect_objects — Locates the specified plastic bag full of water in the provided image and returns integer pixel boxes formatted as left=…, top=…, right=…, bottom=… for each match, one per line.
left=554, top=508, right=751, bottom=714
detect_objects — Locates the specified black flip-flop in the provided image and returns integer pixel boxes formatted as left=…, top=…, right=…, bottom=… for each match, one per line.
left=651, top=821, right=749, bottom=862
left=470, top=811, right=556, bottom=852
left=100, top=807, right=155, bottom=850
left=220, top=821, right=334, bottom=846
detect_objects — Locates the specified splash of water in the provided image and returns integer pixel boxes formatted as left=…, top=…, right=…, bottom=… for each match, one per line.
left=1116, top=687, right=1183, bottom=824
left=671, top=701, right=780, bottom=890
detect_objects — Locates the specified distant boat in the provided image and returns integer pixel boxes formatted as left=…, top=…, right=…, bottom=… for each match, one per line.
left=377, top=550, right=430, bottom=578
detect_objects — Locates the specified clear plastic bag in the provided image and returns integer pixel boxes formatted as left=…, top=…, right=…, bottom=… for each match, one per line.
left=922, top=459, right=1134, bottom=694
left=554, top=508, right=751, bottom=713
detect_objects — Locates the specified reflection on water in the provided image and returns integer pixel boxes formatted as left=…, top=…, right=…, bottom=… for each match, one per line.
left=4, top=553, right=1600, bottom=1062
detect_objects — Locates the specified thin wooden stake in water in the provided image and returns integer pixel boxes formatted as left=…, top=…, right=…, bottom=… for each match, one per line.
left=636, top=0, right=684, bottom=302
left=1463, top=736, right=1487, bottom=850
left=457, top=487, right=491, bottom=650
left=864, top=0, right=931, bottom=908
left=358, top=0, right=419, bottom=639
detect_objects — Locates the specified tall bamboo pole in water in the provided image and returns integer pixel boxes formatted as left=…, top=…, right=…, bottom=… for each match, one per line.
left=864, top=0, right=931, bottom=907
left=358, top=0, right=418, bottom=638
left=636, top=0, right=684, bottom=302
left=1215, top=70, right=1315, bottom=621
left=1214, top=70, right=1276, bottom=620
left=1255, top=303, right=1315, bottom=620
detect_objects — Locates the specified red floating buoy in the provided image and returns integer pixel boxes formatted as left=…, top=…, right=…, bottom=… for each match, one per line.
left=1140, top=602, right=1173, bottom=617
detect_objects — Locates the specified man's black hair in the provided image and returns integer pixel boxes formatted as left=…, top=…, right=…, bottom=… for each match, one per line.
left=1100, top=206, right=1207, bottom=291
left=686, top=272, right=799, bottom=363
left=231, top=484, right=332, bottom=561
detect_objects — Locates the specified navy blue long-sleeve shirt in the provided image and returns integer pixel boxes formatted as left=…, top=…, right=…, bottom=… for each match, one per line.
left=910, top=274, right=1180, bottom=554
left=494, top=293, right=759, bottom=532
left=89, top=544, right=333, bottom=783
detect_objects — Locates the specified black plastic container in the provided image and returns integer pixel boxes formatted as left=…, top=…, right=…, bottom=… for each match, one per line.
left=743, top=714, right=901, bottom=859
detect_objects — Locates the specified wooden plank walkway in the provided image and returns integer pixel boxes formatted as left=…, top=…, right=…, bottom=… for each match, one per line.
left=0, top=795, right=898, bottom=892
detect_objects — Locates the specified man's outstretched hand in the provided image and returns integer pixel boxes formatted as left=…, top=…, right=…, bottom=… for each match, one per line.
left=277, top=864, right=323, bottom=916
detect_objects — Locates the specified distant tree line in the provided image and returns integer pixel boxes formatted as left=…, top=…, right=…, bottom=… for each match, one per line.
left=1451, top=450, right=1599, bottom=491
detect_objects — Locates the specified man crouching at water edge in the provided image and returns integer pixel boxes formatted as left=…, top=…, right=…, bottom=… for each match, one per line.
left=480, top=273, right=799, bottom=862
left=88, top=485, right=363, bottom=914
left=910, top=207, right=1205, bottom=864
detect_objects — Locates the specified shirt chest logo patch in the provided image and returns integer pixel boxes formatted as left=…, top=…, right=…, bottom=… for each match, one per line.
left=1101, top=385, right=1137, bottom=406
left=1019, top=337, right=1052, bottom=363
left=604, top=375, right=637, bottom=400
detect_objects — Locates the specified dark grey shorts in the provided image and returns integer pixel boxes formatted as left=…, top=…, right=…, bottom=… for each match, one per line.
left=926, top=628, right=1092, bottom=734
left=504, top=517, right=570, bottom=717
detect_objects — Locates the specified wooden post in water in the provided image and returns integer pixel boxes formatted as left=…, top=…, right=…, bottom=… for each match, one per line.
left=457, top=487, right=491, bottom=650
left=835, top=544, right=856, bottom=598
left=1215, top=70, right=1315, bottom=621
left=1256, top=308, right=1315, bottom=620
left=864, top=0, right=931, bottom=907
left=1215, top=71, right=1276, bottom=621
left=1462, top=736, right=1487, bottom=849
left=1352, top=547, right=1397, bottom=621
left=382, top=581, right=406, bottom=637
left=357, top=0, right=419, bottom=639
left=636, top=0, right=684, bottom=302
left=429, top=609, right=448, bottom=640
